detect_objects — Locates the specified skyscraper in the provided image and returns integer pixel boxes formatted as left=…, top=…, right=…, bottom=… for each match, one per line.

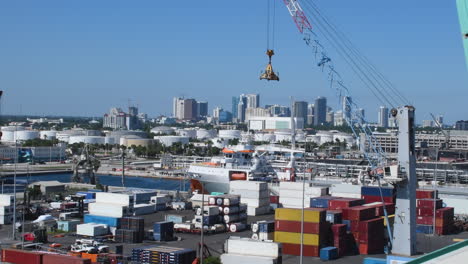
left=342, top=96, right=352, bottom=120
left=197, top=101, right=208, bottom=117
left=294, top=101, right=308, bottom=125
left=103, top=107, right=127, bottom=130
left=183, top=99, right=198, bottom=121
left=314, top=97, right=327, bottom=126
left=378, top=106, right=389, bottom=128
left=126, top=106, right=140, bottom=130
left=245, top=94, right=260, bottom=108
left=232, top=96, right=239, bottom=118
left=237, top=95, right=247, bottom=122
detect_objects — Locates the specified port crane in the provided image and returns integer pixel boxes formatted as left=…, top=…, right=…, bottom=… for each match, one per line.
left=264, top=0, right=418, bottom=256
left=457, top=0, right=468, bottom=68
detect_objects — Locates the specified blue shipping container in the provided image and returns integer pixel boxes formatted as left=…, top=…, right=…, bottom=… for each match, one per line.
left=153, top=221, right=174, bottom=241
left=363, top=257, right=386, bottom=264
left=258, top=221, right=275, bottom=233
left=84, top=214, right=121, bottom=227
left=320, top=247, right=338, bottom=261
left=361, top=186, right=394, bottom=197
left=416, top=225, right=433, bottom=234
left=77, top=192, right=96, bottom=199
left=386, top=255, right=414, bottom=264
left=310, top=196, right=334, bottom=208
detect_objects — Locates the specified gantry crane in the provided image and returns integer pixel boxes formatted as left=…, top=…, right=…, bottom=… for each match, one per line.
left=270, top=0, right=418, bottom=256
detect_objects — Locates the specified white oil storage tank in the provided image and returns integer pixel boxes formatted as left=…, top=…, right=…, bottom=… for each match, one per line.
left=155, top=136, right=189, bottom=147
left=218, top=130, right=241, bottom=139
left=69, top=136, right=105, bottom=145
left=14, top=130, right=40, bottom=141
left=177, top=129, right=196, bottom=138
left=317, top=132, right=334, bottom=145
left=150, top=126, right=175, bottom=135
left=196, top=129, right=216, bottom=140
left=104, top=137, right=115, bottom=145
left=40, top=130, right=57, bottom=140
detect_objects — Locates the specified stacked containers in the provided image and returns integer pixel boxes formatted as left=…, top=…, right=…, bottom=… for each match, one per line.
left=1, top=249, right=43, bottom=264
left=279, top=182, right=328, bottom=209
left=229, top=181, right=270, bottom=216
left=274, top=208, right=328, bottom=257
left=150, top=195, right=171, bottom=211
left=84, top=214, right=121, bottom=227
left=358, top=218, right=384, bottom=254
left=435, top=207, right=454, bottom=235
left=76, top=223, right=109, bottom=237
left=132, top=246, right=196, bottom=264
left=85, top=192, right=134, bottom=228
left=416, top=198, right=443, bottom=234
left=153, top=221, right=174, bottom=241
left=115, top=217, right=145, bottom=243
left=222, top=237, right=282, bottom=264
left=195, top=202, right=221, bottom=229
left=331, top=224, right=348, bottom=256
left=361, top=186, right=395, bottom=204
left=251, top=220, right=275, bottom=241
left=206, top=194, right=247, bottom=232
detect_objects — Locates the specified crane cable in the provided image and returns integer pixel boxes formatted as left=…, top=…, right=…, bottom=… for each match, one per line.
left=301, top=0, right=409, bottom=107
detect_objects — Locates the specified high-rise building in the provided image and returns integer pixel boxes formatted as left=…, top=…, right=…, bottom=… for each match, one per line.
left=246, top=107, right=271, bottom=120
left=219, top=111, right=233, bottom=123
left=314, top=97, right=327, bottom=126
left=293, top=101, right=308, bottom=126
left=342, top=96, right=352, bottom=120
left=245, top=94, right=260, bottom=108
left=455, top=120, right=468, bottom=130
left=213, top=107, right=223, bottom=119
left=334, top=111, right=344, bottom=126
left=103, top=108, right=127, bottom=130
left=126, top=106, right=141, bottom=130
left=237, top=95, right=248, bottom=122
left=232, top=96, right=240, bottom=118
left=435, top=115, right=444, bottom=127
left=197, top=101, right=208, bottom=117
left=307, top=104, right=315, bottom=126
left=268, top=105, right=290, bottom=117
left=326, top=111, right=334, bottom=124
left=183, top=99, right=198, bottom=121
left=355, top=108, right=365, bottom=123
left=378, top=106, right=389, bottom=128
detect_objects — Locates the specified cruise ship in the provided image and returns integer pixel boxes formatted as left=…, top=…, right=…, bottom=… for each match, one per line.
left=187, top=145, right=278, bottom=193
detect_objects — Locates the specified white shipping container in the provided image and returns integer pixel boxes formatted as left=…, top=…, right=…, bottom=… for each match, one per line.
left=229, top=181, right=268, bottom=191
left=133, top=203, right=156, bottom=215
left=331, top=192, right=362, bottom=198
left=223, top=196, right=240, bottom=206
left=95, top=192, right=133, bottom=206
left=440, top=195, right=468, bottom=215
left=247, top=206, right=271, bottom=216
left=330, top=184, right=362, bottom=194
left=196, top=206, right=219, bottom=216
left=76, top=223, right=108, bottom=237
left=279, top=188, right=327, bottom=198
left=0, top=206, right=12, bottom=215
left=0, top=195, right=13, bottom=206
left=279, top=197, right=311, bottom=207
left=221, top=254, right=279, bottom=264
left=229, top=188, right=269, bottom=199
left=225, top=237, right=282, bottom=258
left=279, top=182, right=312, bottom=190
left=240, top=197, right=270, bottom=207
left=174, top=223, right=194, bottom=230
left=88, top=202, right=131, bottom=218
left=50, top=202, right=62, bottom=209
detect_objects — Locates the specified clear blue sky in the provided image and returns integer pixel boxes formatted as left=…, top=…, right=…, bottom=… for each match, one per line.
left=0, top=0, right=466, bottom=123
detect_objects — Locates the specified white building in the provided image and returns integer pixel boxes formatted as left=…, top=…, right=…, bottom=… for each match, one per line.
left=103, top=108, right=127, bottom=130
left=247, top=117, right=304, bottom=131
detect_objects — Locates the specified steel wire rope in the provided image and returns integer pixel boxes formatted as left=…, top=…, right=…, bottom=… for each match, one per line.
left=300, top=1, right=397, bottom=108
left=305, top=0, right=409, bottom=105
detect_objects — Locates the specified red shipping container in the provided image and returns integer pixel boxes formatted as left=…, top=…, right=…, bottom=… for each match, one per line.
left=416, top=216, right=434, bottom=225
left=328, top=198, right=365, bottom=210
left=417, top=199, right=442, bottom=209
left=416, top=189, right=438, bottom=199
left=436, top=217, right=454, bottom=228
left=42, top=254, right=92, bottom=264
left=418, top=207, right=435, bottom=217
left=2, top=249, right=43, bottom=264
left=332, top=224, right=347, bottom=236
left=359, top=242, right=384, bottom=255
left=358, top=219, right=384, bottom=244
left=362, top=195, right=394, bottom=204
left=436, top=207, right=454, bottom=219
left=282, top=243, right=319, bottom=257
left=436, top=225, right=451, bottom=235
left=346, top=206, right=376, bottom=221
left=350, top=221, right=361, bottom=232
left=270, top=196, right=279, bottom=204
left=275, top=220, right=325, bottom=234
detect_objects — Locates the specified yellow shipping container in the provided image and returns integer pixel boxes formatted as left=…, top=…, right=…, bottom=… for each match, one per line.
left=382, top=214, right=395, bottom=227
left=275, top=208, right=325, bottom=223
left=274, top=231, right=320, bottom=246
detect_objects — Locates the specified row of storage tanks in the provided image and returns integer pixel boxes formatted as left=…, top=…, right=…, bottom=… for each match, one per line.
left=1, top=125, right=355, bottom=147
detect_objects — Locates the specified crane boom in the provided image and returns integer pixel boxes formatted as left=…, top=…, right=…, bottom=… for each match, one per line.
left=457, top=0, right=468, bottom=69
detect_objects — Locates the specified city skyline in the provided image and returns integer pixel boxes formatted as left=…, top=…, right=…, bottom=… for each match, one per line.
left=0, top=1, right=466, bottom=123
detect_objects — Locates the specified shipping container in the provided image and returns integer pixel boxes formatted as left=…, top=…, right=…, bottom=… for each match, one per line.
left=0, top=194, right=14, bottom=206
left=417, top=199, right=442, bottom=209
left=320, top=247, right=338, bottom=261
left=229, top=181, right=268, bottom=191
left=275, top=208, right=326, bottom=223
left=416, top=189, right=438, bottom=199
left=310, top=196, right=335, bottom=208
left=328, top=198, right=364, bottom=210
left=326, top=210, right=343, bottom=224
left=220, top=253, right=279, bottom=264
left=224, top=237, right=282, bottom=258
left=88, top=202, right=131, bottom=218
left=84, top=214, right=121, bottom=227
left=76, top=223, right=108, bottom=237
left=42, top=253, right=93, bottom=264
left=361, top=186, right=395, bottom=197
left=2, top=249, right=43, bottom=264
left=274, top=231, right=319, bottom=246
left=95, top=192, right=134, bottom=206
left=282, top=243, right=319, bottom=257
left=247, top=205, right=270, bottom=216
left=275, top=220, right=324, bottom=234
left=362, top=195, right=395, bottom=204
left=344, top=206, right=375, bottom=221
left=241, top=197, right=270, bottom=207
left=153, top=221, right=174, bottom=241
left=165, top=214, right=187, bottom=224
